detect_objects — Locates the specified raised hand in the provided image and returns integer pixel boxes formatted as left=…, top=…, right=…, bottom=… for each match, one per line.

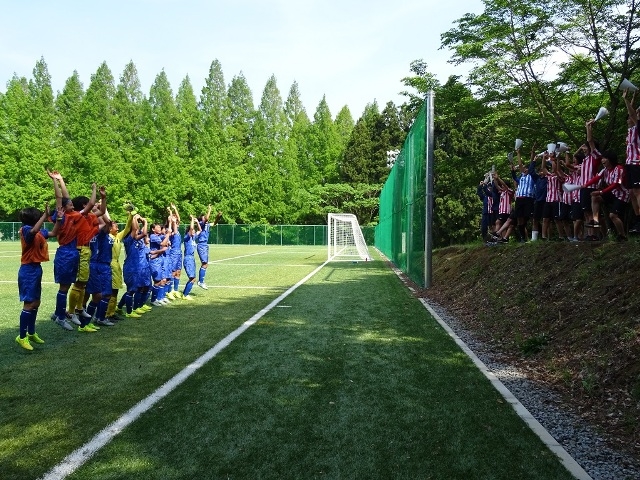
left=47, top=169, right=62, bottom=180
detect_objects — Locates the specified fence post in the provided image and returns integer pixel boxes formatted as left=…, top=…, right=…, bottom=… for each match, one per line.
left=424, top=91, right=435, bottom=288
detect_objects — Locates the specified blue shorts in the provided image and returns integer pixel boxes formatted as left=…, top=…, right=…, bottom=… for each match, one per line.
left=54, top=245, right=79, bottom=285
left=170, top=252, right=183, bottom=272
left=197, top=244, right=209, bottom=264
left=183, top=254, right=196, bottom=279
left=139, top=263, right=151, bottom=287
left=86, top=263, right=112, bottom=296
left=123, top=267, right=139, bottom=292
left=150, top=258, right=164, bottom=282
left=162, top=255, right=171, bottom=279
left=19, top=263, right=43, bottom=302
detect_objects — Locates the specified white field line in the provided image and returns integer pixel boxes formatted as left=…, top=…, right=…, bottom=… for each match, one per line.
left=40, top=259, right=329, bottom=480
left=211, top=251, right=269, bottom=262
left=213, top=263, right=314, bottom=267
left=380, top=255, right=592, bottom=480
left=419, top=299, right=592, bottom=480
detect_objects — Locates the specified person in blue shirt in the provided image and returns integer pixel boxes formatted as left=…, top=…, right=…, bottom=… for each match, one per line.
left=166, top=205, right=183, bottom=299
left=149, top=222, right=170, bottom=306
left=511, top=146, right=539, bottom=242
left=118, top=214, right=149, bottom=317
left=196, top=205, right=222, bottom=290
left=83, top=186, right=114, bottom=331
left=182, top=215, right=201, bottom=300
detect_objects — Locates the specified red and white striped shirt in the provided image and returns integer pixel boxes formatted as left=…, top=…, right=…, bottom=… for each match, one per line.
left=579, top=150, right=602, bottom=185
left=499, top=188, right=514, bottom=215
left=569, top=169, right=581, bottom=203
left=588, top=165, right=630, bottom=202
left=626, top=125, right=640, bottom=164
left=546, top=173, right=561, bottom=202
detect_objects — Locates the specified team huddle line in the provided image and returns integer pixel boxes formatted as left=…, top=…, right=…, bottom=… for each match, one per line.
left=15, top=169, right=222, bottom=351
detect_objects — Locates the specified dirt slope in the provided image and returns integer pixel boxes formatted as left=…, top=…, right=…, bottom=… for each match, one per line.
left=417, top=240, right=640, bottom=458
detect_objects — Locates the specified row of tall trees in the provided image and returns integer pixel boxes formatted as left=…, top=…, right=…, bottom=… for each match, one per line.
left=0, top=59, right=406, bottom=225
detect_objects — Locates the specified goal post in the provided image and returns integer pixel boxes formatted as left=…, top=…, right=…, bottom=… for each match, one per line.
left=327, top=213, right=371, bottom=262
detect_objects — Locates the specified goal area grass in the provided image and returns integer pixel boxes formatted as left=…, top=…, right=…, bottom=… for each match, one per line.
left=0, top=244, right=574, bottom=479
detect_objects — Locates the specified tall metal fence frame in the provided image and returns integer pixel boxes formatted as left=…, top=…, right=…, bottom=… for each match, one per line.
left=374, top=93, right=434, bottom=288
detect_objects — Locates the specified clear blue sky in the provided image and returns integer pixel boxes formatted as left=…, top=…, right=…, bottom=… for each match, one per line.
left=0, top=0, right=484, bottom=118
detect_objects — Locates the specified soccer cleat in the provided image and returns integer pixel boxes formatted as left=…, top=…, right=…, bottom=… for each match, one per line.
left=197, top=282, right=209, bottom=290
left=53, top=316, right=74, bottom=331
left=110, top=314, right=124, bottom=322
left=182, top=294, right=194, bottom=300
left=172, top=291, right=183, bottom=299
left=95, top=318, right=115, bottom=326
left=28, top=332, right=45, bottom=344
left=77, top=309, right=93, bottom=319
left=159, top=298, right=171, bottom=305
left=69, top=313, right=81, bottom=326
left=115, top=307, right=124, bottom=315
left=134, top=307, right=147, bottom=315
left=86, top=322, right=100, bottom=331
left=140, top=305, right=153, bottom=312
left=151, top=300, right=163, bottom=307
left=166, top=291, right=176, bottom=300
left=78, top=325, right=97, bottom=333
left=125, top=311, right=141, bottom=318
left=16, top=336, right=34, bottom=351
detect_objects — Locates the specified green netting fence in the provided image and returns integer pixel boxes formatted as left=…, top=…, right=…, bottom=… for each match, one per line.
left=374, top=98, right=431, bottom=287
left=0, top=223, right=376, bottom=247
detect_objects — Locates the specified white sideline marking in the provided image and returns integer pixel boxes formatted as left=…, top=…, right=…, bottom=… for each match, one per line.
left=378, top=252, right=592, bottom=480
left=419, top=299, right=592, bottom=480
left=40, top=260, right=329, bottom=480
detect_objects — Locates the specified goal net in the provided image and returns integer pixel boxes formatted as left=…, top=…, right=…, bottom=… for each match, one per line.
left=327, top=213, right=371, bottom=261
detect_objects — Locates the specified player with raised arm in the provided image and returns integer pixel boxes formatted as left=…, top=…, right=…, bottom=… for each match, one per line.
left=196, top=205, right=222, bottom=290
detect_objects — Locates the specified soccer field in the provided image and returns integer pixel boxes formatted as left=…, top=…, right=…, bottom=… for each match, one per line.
left=0, top=243, right=575, bottom=479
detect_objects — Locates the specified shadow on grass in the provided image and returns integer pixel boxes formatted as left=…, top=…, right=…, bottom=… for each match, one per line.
left=58, top=259, right=574, bottom=480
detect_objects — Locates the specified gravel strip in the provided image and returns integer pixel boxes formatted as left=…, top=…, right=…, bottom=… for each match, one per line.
left=423, top=298, right=640, bottom=480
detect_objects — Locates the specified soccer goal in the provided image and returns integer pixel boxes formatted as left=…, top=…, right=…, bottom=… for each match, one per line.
left=327, top=213, right=371, bottom=261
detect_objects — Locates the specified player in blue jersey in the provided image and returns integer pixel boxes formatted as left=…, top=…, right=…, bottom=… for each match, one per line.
left=166, top=204, right=183, bottom=299
left=82, top=187, right=114, bottom=331
left=196, top=205, right=222, bottom=290
left=149, top=222, right=170, bottom=306
left=182, top=215, right=201, bottom=300
left=119, top=214, right=147, bottom=318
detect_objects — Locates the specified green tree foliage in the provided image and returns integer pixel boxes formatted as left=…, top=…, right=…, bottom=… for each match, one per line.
left=55, top=71, right=85, bottom=177
left=440, top=0, right=640, bottom=151
left=246, top=75, right=294, bottom=223
left=307, top=96, right=342, bottom=185
left=2, top=56, right=406, bottom=226
left=0, top=58, right=57, bottom=219
left=339, top=101, right=404, bottom=186
left=112, top=61, right=146, bottom=214
left=175, top=76, right=201, bottom=216
left=137, top=71, right=183, bottom=221
left=70, top=62, right=122, bottom=203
